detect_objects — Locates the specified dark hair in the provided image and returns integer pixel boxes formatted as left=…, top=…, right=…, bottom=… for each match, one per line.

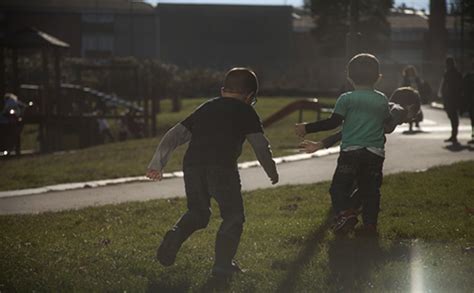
left=223, top=67, right=259, bottom=95
left=402, top=65, right=418, bottom=78
left=347, top=53, right=380, bottom=86
left=390, top=87, right=421, bottom=114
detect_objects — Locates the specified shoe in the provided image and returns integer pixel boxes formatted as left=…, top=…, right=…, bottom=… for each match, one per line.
left=355, top=224, right=379, bottom=238
left=212, top=260, right=244, bottom=278
left=332, top=210, right=358, bottom=234
left=156, top=229, right=182, bottom=266
left=468, top=139, right=474, bottom=144
left=444, top=137, right=456, bottom=142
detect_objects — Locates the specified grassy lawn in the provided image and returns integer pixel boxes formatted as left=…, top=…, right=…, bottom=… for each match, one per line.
left=1, top=161, right=473, bottom=292
left=1, top=97, right=335, bottom=191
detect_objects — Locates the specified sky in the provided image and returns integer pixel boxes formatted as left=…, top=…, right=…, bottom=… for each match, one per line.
left=145, top=0, right=430, bottom=10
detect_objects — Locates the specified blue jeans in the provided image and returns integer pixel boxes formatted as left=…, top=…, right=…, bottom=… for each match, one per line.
left=175, top=166, right=244, bottom=267
left=329, top=149, right=384, bottom=225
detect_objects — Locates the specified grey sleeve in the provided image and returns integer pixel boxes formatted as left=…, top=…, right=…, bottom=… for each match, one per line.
left=147, top=123, right=191, bottom=171
left=246, top=133, right=278, bottom=180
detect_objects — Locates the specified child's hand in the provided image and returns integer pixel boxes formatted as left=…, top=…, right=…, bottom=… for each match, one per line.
left=146, top=169, right=163, bottom=181
left=294, top=123, right=307, bottom=137
left=298, top=140, right=324, bottom=153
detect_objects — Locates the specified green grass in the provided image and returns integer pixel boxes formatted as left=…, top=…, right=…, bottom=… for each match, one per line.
left=2, top=97, right=335, bottom=191
left=1, top=161, right=473, bottom=292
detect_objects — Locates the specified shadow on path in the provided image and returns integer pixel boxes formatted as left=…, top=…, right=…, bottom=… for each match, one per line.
left=444, top=143, right=474, bottom=152
left=402, top=130, right=428, bottom=135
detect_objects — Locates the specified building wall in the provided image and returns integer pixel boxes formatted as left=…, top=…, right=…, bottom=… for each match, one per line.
left=113, top=13, right=157, bottom=58
left=156, top=4, right=293, bottom=71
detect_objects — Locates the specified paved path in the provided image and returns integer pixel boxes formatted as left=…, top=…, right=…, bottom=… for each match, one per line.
left=0, top=106, right=472, bottom=215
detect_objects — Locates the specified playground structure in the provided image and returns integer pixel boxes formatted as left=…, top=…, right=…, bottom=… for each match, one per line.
left=1, top=27, right=156, bottom=154
left=262, top=98, right=330, bottom=128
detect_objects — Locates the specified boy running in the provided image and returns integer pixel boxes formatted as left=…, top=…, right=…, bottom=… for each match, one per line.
left=299, top=87, right=421, bottom=235
left=295, top=53, right=390, bottom=234
left=146, top=67, right=279, bottom=277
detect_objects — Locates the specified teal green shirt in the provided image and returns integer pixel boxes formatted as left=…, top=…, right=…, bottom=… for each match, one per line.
left=333, top=90, right=390, bottom=150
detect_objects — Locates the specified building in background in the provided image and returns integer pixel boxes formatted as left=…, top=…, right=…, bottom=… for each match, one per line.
left=0, top=0, right=292, bottom=73
left=1, top=0, right=157, bottom=58
left=156, top=4, right=293, bottom=72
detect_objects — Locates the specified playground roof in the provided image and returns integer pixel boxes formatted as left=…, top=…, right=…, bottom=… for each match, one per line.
left=1, top=27, right=70, bottom=49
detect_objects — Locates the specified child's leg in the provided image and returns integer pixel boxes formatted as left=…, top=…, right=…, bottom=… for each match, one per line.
left=207, top=167, right=245, bottom=273
left=329, top=151, right=359, bottom=215
left=357, top=150, right=384, bottom=226
left=157, top=167, right=211, bottom=266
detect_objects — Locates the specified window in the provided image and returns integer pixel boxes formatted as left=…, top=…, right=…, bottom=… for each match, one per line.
left=82, top=13, right=114, bottom=24
left=82, top=33, right=114, bottom=57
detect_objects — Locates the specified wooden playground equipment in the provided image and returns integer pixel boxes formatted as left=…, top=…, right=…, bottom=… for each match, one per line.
left=1, top=27, right=156, bottom=154
left=262, top=98, right=329, bottom=128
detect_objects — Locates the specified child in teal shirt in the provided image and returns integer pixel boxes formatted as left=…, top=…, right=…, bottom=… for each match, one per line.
left=295, top=53, right=390, bottom=234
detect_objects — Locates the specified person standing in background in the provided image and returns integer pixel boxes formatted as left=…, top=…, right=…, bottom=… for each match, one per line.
left=439, top=57, right=463, bottom=145
left=463, top=60, right=474, bottom=144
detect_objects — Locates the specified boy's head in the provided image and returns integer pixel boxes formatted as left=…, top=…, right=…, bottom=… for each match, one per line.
left=347, top=53, right=381, bottom=87
left=222, top=67, right=259, bottom=105
left=390, top=87, right=421, bottom=122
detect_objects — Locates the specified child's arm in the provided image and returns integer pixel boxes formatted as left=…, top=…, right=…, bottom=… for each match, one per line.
left=295, top=113, right=344, bottom=137
left=146, top=123, right=191, bottom=181
left=298, top=131, right=342, bottom=153
left=246, top=133, right=279, bottom=184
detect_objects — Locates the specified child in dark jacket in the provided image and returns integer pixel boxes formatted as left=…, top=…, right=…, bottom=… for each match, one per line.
left=146, top=67, right=279, bottom=277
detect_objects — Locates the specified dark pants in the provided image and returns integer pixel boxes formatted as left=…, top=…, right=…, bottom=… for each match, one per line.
left=445, top=103, right=459, bottom=140
left=174, top=166, right=244, bottom=268
left=329, top=149, right=384, bottom=225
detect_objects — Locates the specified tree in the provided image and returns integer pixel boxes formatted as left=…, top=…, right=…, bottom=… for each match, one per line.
left=305, top=0, right=393, bottom=57
left=428, top=0, right=447, bottom=62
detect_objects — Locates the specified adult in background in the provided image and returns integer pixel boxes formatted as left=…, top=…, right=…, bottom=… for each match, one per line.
left=1, top=93, right=25, bottom=155
left=401, top=65, right=425, bottom=132
left=463, top=59, right=474, bottom=144
left=440, top=57, right=463, bottom=144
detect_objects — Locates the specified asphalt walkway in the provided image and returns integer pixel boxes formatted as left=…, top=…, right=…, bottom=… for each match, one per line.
left=0, top=106, right=472, bottom=215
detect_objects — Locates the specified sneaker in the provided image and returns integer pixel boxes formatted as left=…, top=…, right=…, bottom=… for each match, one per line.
left=444, top=137, right=456, bottom=142
left=156, top=229, right=182, bottom=266
left=212, top=260, right=244, bottom=278
left=332, top=210, right=358, bottom=234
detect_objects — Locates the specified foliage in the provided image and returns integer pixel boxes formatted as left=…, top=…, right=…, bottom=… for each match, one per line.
left=64, top=57, right=223, bottom=101
left=305, top=0, right=393, bottom=57
left=0, top=161, right=473, bottom=291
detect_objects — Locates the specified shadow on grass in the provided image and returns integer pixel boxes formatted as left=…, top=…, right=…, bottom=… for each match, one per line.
left=146, top=276, right=191, bottom=293
left=275, top=209, right=333, bottom=293
left=327, top=235, right=411, bottom=292
left=275, top=208, right=412, bottom=292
